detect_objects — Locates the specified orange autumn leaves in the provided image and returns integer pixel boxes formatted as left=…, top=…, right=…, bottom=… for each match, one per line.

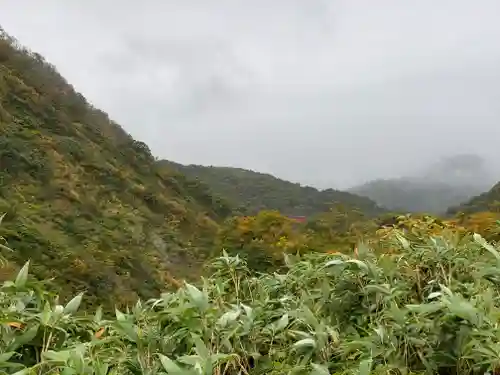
left=5, top=321, right=107, bottom=340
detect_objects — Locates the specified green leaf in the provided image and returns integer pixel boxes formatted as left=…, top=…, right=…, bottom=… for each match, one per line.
left=184, top=283, right=209, bottom=312
left=299, top=306, right=320, bottom=329
left=217, top=309, right=240, bottom=327
left=323, top=259, right=344, bottom=267
left=310, top=363, right=330, bottom=375
left=439, top=284, right=453, bottom=297
left=158, top=354, right=183, bottom=373
left=274, top=313, right=289, bottom=332
left=0, top=242, right=13, bottom=253
left=356, top=242, right=371, bottom=258
left=10, top=369, right=31, bottom=375
left=15, top=261, right=30, bottom=288
left=191, top=334, right=209, bottom=359
left=364, top=284, right=391, bottom=295
left=346, top=259, right=369, bottom=272
left=359, top=358, right=373, bottom=375
left=427, top=291, right=442, bottom=300
left=9, top=324, right=39, bottom=351
left=94, top=306, right=103, bottom=323
left=115, top=308, right=127, bottom=321
left=40, top=302, right=51, bottom=325
left=64, top=292, right=83, bottom=315
left=283, top=253, right=296, bottom=267
left=474, top=233, right=500, bottom=261
left=395, top=232, right=410, bottom=250
left=241, top=303, right=253, bottom=320
left=405, top=303, right=442, bottom=315
left=42, top=349, right=71, bottom=363
left=0, top=351, right=15, bottom=363
left=176, top=354, right=200, bottom=367
left=69, top=345, right=86, bottom=374
left=93, top=362, right=110, bottom=375
left=115, top=321, right=139, bottom=342
left=61, top=367, right=76, bottom=375
left=53, top=305, right=64, bottom=320
left=444, top=295, right=480, bottom=325
left=292, top=338, right=316, bottom=350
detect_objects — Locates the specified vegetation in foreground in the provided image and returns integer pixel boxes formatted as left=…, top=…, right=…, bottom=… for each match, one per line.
left=2, top=222, right=500, bottom=374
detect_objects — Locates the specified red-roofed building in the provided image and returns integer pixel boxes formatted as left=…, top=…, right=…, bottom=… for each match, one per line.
left=287, top=216, right=307, bottom=223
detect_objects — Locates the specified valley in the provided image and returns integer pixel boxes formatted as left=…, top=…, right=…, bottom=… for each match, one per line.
left=1, top=26, right=500, bottom=374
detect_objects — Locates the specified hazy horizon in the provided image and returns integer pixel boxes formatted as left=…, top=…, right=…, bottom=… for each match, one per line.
left=2, top=1, right=500, bottom=189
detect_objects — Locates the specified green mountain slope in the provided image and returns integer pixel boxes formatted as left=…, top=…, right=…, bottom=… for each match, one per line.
left=0, top=29, right=232, bottom=309
left=161, top=161, right=386, bottom=217
left=447, top=181, right=500, bottom=214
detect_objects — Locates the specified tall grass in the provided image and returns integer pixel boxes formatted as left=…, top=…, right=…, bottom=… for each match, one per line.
left=1, top=226, right=500, bottom=374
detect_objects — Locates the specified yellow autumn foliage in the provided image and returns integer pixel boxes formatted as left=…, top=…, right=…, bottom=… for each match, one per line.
left=216, top=210, right=313, bottom=271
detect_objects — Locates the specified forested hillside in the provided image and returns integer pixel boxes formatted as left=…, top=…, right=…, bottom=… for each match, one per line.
left=0, top=28, right=232, bottom=309
left=161, top=161, right=386, bottom=217
left=448, top=181, right=500, bottom=214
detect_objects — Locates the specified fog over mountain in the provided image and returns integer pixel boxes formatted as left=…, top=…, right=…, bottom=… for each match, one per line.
left=2, top=1, right=500, bottom=188
left=418, top=154, right=496, bottom=188
left=349, top=154, right=498, bottom=213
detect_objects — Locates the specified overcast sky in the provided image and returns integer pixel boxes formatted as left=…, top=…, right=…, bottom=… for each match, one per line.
left=2, top=0, right=500, bottom=188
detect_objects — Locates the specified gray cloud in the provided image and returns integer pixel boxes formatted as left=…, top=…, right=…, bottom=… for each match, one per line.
left=2, top=0, right=500, bottom=188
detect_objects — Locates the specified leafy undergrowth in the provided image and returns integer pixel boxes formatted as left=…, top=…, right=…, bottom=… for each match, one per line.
left=2, top=228, right=500, bottom=374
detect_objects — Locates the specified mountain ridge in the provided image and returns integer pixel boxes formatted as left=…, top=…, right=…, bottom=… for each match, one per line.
left=348, top=154, right=495, bottom=214
left=447, top=181, right=500, bottom=214
left=160, top=161, right=387, bottom=217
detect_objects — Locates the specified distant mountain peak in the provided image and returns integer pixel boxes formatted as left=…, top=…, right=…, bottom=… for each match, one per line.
left=348, top=154, right=496, bottom=214
left=422, top=154, right=494, bottom=187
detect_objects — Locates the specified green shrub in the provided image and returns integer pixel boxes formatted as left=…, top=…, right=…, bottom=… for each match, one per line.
left=2, top=224, right=500, bottom=373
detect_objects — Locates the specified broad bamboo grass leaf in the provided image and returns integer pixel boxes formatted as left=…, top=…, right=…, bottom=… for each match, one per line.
left=14, top=261, right=30, bottom=288
left=2, top=221, right=500, bottom=373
